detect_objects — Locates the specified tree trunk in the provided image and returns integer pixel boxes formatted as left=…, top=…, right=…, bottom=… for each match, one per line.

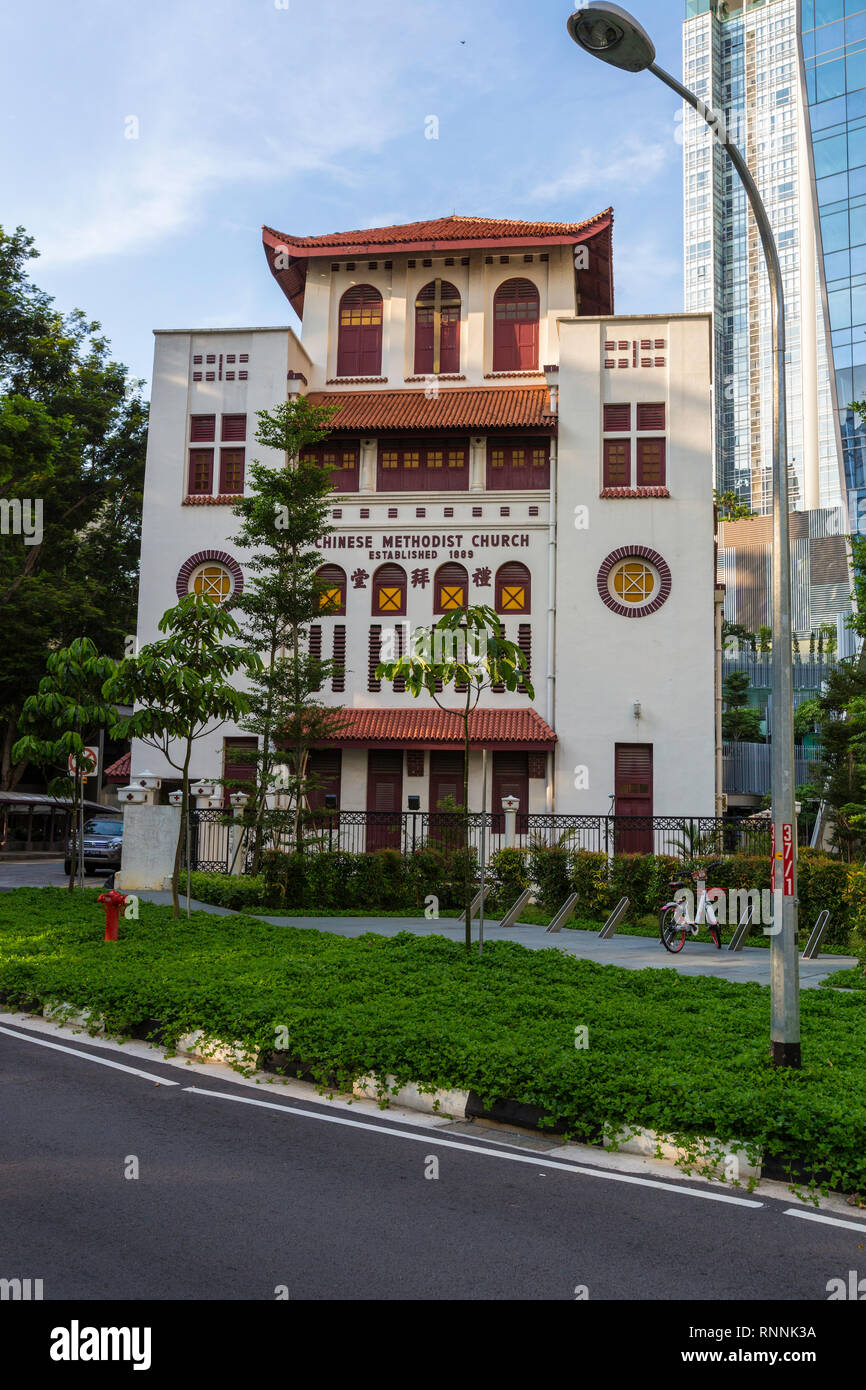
left=171, top=741, right=192, bottom=918
left=463, top=681, right=472, bottom=954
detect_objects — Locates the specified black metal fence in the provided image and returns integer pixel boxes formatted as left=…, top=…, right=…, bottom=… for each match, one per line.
left=188, top=809, right=792, bottom=873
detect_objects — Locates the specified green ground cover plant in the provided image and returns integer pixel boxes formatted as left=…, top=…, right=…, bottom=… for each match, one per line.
left=1, top=887, right=865, bottom=1195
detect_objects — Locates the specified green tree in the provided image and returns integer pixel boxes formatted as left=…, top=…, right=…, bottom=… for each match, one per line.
left=757, top=625, right=772, bottom=654
left=714, top=489, right=754, bottom=521
left=722, top=671, right=764, bottom=743
left=0, top=226, right=146, bottom=790
left=229, top=397, right=349, bottom=868
left=11, top=638, right=119, bottom=890
left=377, top=606, right=534, bottom=953
left=105, top=595, right=261, bottom=917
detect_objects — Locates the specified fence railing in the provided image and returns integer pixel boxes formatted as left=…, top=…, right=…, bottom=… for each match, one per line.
left=188, top=809, right=796, bottom=873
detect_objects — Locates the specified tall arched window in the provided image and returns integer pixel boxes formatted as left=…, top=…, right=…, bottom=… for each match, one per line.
left=434, top=563, right=469, bottom=615
left=372, top=564, right=407, bottom=616
left=315, top=564, right=347, bottom=616
left=337, top=285, right=383, bottom=378
left=493, top=278, right=540, bottom=372
left=496, top=562, right=531, bottom=614
left=415, top=280, right=461, bottom=375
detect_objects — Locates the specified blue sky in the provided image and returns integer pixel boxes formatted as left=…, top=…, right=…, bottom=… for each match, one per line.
left=0, top=0, right=687, bottom=393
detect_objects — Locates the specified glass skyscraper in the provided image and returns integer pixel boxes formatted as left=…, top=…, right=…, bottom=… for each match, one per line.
left=683, top=0, right=846, bottom=515
left=801, top=0, right=866, bottom=530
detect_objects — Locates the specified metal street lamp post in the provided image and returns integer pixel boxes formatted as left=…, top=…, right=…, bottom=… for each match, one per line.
left=567, top=3, right=801, bottom=1065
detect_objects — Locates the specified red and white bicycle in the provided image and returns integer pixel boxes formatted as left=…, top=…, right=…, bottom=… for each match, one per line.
left=659, top=861, right=724, bottom=954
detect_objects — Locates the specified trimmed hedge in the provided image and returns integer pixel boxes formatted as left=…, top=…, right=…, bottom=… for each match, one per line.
left=187, top=845, right=857, bottom=950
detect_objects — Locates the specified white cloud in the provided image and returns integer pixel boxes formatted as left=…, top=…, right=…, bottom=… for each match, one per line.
left=530, top=139, right=674, bottom=202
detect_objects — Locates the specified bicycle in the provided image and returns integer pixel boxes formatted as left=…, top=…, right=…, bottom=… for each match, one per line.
left=659, top=861, right=724, bottom=954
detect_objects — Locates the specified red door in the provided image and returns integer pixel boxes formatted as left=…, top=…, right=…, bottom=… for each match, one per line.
left=429, top=750, right=465, bottom=853
left=366, top=750, right=403, bottom=850
left=492, top=752, right=529, bottom=834
left=614, top=744, right=653, bottom=854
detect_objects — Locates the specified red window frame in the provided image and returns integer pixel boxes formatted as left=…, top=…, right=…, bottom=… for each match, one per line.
left=603, top=404, right=631, bottom=432
left=486, top=438, right=550, bottom=490
left=300, top=441, right=360, bottom=494
left=372, top=564, right=407, bottom=617
left=636, top=438, right=666, bottom=487
left=495, top=562, right=531, bottom=615
left=434, top=563, right=469, bottom=615
left=337, top=285, right=383, bottom=377
left=316, top=564, right=348, bottom=616
left=493, top=278, right=540, bottom=372
left=377, top=438, right=469, bottom=492
left=219, top=448, right=245, bottom=494
left=221, top=414, right=247, bottom=442
left=188, top=449, right=214, bottom=495
left=414, top=280, right=461, bottom=376
left=603, top=438, right=631, bottom=488
left=190, top=415, right=216, bottom=442
left=636, top=402, right=666, bottom=431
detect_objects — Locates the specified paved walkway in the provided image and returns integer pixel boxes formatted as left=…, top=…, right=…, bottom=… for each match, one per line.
left=135, top=891, right=858, bottom=989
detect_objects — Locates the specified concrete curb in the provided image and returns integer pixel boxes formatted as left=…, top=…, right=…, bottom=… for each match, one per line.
left=2, top=1001, right=839, bottom=1192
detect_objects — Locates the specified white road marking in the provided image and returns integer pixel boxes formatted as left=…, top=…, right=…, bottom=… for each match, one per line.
left=783, top=1208, right=866, bottom=1233
left=184, top=1086, right=763, bottom=1208
left=0, top=1025, right=179, bottom=1085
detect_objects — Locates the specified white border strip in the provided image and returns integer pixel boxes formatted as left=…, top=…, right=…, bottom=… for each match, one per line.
left=783, top=1207, right=866, bottom=1233
left=0, top=1024, right=179, bottom=1085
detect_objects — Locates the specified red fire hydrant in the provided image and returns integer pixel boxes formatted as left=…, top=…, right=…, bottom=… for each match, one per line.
left=97, top=889, right=129, bottom=942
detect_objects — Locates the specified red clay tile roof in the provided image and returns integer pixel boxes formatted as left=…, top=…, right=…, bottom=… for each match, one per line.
left=317, top=707, right=556, bottom=750
left=105, top=753, right=131, bottom=783
left=306, top=385, right=555, bottom=434
left=262, top=209, right=614, bottom=318
left=263, top=211, right=611, bottom=253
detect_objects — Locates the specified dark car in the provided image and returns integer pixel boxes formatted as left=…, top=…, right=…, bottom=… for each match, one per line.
left=64, top=817, right=124, bottom=875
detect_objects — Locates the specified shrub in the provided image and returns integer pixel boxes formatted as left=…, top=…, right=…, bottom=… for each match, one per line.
left=486, top=848, right=531, bottom=910
left=188, top=872, right=268, bottom=912
left=571, top=851, right=611, bottom=919
left=529, top=846, right=572, bottom=913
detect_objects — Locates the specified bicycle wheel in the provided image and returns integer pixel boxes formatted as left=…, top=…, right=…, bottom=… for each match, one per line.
left=660, top=905, right=686, bottom=953
left=708, top=921, right=722, bottom=950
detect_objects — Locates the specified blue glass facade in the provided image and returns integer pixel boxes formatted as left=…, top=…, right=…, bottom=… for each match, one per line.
left=802, top=0, right=866, bottom=508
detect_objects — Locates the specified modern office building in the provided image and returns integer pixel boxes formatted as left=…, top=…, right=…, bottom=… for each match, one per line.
left=800, top=0, right=866, bottom=529
left=683, top=0, right=846, bottom=516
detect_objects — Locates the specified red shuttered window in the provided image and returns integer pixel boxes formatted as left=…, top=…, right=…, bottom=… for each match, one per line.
left=221, top=414, right=247, bottom=441
left=486, top=438, right=549, bottom=490
left=219, top=448, right=245, bottom=494
left=636, top=403, right=665, bottom=431
left=434, top=563, right=469, bottom=615
left=603, top=404, right=630, bottom=432
left=337, top=285, right=383, bottom=377
left=315, top=564, right=347, bottom=616
left=372, top=564, right=407, bottom=617
left=190, top=415, right=216, bottom=442
left=603, top=439, right=631, bottom=488
left=636, top=438, right=666, bottom=487
left=415, top=280, right=461, bottom=375
left=493, top=278, right=540, bottom=372
left=188, top=449, right=214, bottom=494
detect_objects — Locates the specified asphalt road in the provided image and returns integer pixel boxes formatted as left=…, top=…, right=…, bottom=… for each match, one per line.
left=0, top=859, right=72, bottom=889
left=2, top=1020, right=865, bottom=1304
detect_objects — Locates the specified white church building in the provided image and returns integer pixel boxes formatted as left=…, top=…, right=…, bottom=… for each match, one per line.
left=127, top=211, right=719, bottom=857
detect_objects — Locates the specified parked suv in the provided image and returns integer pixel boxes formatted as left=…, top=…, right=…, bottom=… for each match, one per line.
left=64, top=817, right=124, bottom=875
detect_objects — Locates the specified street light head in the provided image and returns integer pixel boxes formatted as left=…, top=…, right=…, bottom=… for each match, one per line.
left=567, top=3, right=655, bottom=73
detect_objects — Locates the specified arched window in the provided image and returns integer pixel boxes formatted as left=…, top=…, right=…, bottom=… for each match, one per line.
left=337, top=285, right=383, bottom=378
left=415, top=280, right=461, bottom=375
left=496, top=562, right=531, bottom=614
left=315, top=564, right=347, bottom=616
left=493, top=278, right=540, bottom=372
left=434, top=563, right=469, bottom=615
left=372, top=564, right=407, bottom=616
